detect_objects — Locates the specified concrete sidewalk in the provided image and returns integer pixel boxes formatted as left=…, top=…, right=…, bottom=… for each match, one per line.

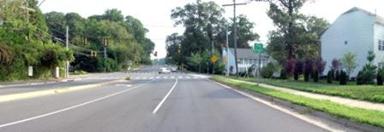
left=0, top=74, right=88, bottom=88
left=234, top=79, right=384, bottom=112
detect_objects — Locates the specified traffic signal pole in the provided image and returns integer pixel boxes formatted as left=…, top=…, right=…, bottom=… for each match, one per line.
left=65, top=26, right=69, bottom=78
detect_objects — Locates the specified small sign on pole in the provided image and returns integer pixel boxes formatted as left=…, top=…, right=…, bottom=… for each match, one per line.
left=28, top=66, right=33, bottom=77
left=210, top=55, right=218, bottom=64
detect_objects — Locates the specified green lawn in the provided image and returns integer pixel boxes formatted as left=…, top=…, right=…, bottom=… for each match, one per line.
left=231, top=77, right=384, bottom=103
left=212, top=76, right=384, bottom=128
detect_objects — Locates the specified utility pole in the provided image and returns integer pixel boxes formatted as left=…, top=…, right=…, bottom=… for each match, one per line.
left=103, top=38, right=107, bottom=59
left=225, top=27, right=230, bottom=76
left=223, top=0, right=246, bottom=76
left=65, top=26, right=69, bottom=78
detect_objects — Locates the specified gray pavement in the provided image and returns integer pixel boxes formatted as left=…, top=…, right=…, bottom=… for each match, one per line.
left=0, top=65, right=333, bottom=132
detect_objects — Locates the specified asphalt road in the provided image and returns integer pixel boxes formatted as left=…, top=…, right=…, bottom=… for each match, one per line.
left=0, top=65, right=330, bottom=132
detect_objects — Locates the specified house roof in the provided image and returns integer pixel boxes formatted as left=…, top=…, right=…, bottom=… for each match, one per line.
left=342, top=7, right=384, bottom=25
left=228, top=48, right=267, bottom=59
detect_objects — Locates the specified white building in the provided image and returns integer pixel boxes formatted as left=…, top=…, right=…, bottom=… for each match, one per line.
left=321, top=7, right=384, bottom=77
left=222, top=48, right=269, bottom=75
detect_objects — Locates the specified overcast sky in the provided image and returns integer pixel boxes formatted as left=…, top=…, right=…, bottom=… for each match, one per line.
left=38, top=0, right=384, bottom=59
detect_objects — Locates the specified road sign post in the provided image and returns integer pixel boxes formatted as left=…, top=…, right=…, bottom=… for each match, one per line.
left=253, top=43, right=264, bottom=79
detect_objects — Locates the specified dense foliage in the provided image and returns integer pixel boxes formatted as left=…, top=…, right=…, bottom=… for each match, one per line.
left=356, top=51, right=377, bottom=85
left=166, top=0, right=259, bottom=73
left=0, top=0, right=153, bottom=81
left=266, top=0, right=329, bottom=69
left=260, top=62, right=275, bottom=78
left=0, top=0, right=73, bottom=80
left=45, top=9, right=154, bottom=72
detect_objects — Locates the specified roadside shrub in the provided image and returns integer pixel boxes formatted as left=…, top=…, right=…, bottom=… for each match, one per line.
left=293, top=60, right=303, bottom=80
left=377, top=66, right=384, bottom=85
left=377, top=73, right=383, bottom=85
left=339, top=70, right=348, bottom=85
left=304, top=59, right=313, bottom=82
left=312, top=70, right=319, bottom=82
left=280, top=69, right=288, bottom=79
left=334, top=70, right=340, bottom=81
left=261, top=63, right=275, bottom=78
left=356, top=71, right=364, bottom=85
left=356, top=51, right=377, bottom=85
left=239, top=72, right=247, bottom=77
left=284, top=58, right=296, bottom=77
left=314, top=58, right=326, bottom=76
left=331, top=59, right=341, bottom=72
left=327, top=70, right=333, bottom=84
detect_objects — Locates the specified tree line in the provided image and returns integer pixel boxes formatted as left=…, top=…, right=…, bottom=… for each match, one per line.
left=0, top=0, right=154, bottom=80
left=166, top=0, right=259, bottom=73
left=166, top=0, right=329, bottom=75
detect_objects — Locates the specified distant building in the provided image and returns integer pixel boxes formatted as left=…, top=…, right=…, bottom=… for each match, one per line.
left=321, top=7, right=384, bottom=77
left=222, top=48, right=269, bottom=75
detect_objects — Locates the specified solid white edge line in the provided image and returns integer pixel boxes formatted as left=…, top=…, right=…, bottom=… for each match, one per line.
left=0, top=83, right=145, bottom=129
left=152, top=79, right=178, bottom=114
left=213, top=81, right=343, bottom=132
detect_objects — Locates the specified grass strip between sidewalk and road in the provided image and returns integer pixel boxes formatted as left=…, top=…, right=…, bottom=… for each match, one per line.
left=212, top=76, right=384, bottom=128
left=233, top=77, right=384, bottom=103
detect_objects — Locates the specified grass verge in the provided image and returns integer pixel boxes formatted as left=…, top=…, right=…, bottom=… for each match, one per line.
left=212, top=76, right=384, bottom=128
left=233, top=77, right=384, bottom=103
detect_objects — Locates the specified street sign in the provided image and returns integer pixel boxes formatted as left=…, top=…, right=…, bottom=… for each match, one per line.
left=253, top=43, right=264, bottom=54
left=210, top=55, right=218, bottom=64
left=28, top=66, right=33, bottom=77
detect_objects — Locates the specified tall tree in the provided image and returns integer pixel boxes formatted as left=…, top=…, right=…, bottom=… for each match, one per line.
left=166, top=33, right=183, bottom=65
left=171, top=0, right=225, bottom=54
left=228, top=15, right=259, bottom=48
left=266, top=0, right=329, bottom=63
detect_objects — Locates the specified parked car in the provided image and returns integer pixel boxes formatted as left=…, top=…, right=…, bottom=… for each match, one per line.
left=159, top=67, right=171, bottom=74
left=170, top=67, right=177, bottom=72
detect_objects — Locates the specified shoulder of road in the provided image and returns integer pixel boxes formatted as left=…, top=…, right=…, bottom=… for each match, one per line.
left=212, top=76, right=384, bottom=131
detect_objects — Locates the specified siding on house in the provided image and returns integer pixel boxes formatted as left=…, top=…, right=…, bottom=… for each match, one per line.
left=374, top=23, right=384, bottom=65
left=222, top=48, right=269, bottom=74
left=321, top=8, right=376, bottom=77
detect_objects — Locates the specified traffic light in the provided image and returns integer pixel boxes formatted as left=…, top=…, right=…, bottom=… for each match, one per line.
left=154, top=51, right=157, bottom=57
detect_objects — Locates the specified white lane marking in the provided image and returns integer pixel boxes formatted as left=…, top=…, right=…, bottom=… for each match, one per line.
left=170, top=76, right=175, bottom=79
left=213, top=81, right=343, bottom=132
left=155, top=76, right=160, bottom=79
left=0, top=84, right=145, bottom=129
left=149, top=77, right=154, bottom=80
left=185, top=76, right=191, bottom=79
left=178, top=76, right=183, bottom=79
left=152, top=79, right=178, bottom=114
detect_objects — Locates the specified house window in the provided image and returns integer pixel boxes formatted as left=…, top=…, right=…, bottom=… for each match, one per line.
left=379, top=62, right=384, bottom=68
left=379, top=40, right=384, bottom=51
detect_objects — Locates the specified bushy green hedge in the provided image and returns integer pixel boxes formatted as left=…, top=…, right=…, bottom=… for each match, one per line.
left=261, top=62, right=275, bottom=78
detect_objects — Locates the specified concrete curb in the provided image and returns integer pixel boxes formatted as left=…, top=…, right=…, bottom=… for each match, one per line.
left=212, top=79, right=384, bottom=132
left=0, top=79, right=78, bottom=88
left=0, top=79, right=123, bottom=103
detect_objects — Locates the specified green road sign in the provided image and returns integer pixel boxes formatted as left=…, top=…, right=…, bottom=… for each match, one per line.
left=253, top=43, right=264, bottom=53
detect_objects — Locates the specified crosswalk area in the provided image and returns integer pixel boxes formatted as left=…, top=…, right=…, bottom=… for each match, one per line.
left=129, top=74, right=209, bottom=80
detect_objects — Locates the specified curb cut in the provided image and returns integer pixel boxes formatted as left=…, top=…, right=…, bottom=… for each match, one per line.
left=212, top=79, right=383, bottom=132
left=0, top=79, right=123, bottom=103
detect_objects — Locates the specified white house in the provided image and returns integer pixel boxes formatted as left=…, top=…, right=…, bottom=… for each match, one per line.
left=222, top=48, right=269, bottom=75
left=321, top=7, right=384, bottom=77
